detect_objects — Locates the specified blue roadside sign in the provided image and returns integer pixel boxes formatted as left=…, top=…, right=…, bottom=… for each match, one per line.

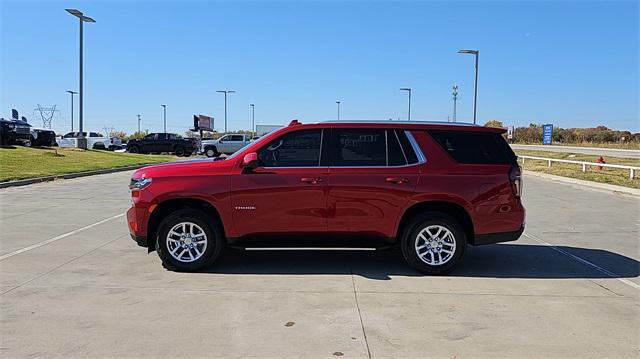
left=542, top=124, right=553, bottom=145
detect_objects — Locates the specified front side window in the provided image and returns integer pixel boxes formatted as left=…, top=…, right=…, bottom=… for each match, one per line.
left=330, top=129, right=386, bottom=166
left=257, top=129, right=322, bottom=167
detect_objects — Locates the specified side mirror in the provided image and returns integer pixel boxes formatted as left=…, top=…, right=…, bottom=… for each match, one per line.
left=241, top=152, right=259, bottom=173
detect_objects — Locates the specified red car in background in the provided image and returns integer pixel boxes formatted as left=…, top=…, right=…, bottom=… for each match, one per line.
left=127, top=120, right=524, bottom=274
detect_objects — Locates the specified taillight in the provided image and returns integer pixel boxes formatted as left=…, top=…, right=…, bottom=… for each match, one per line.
left=509, top=165, right=522, bottom=198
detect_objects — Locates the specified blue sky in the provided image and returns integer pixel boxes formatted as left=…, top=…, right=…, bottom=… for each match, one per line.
left=1, top=0, right=638, bottom=134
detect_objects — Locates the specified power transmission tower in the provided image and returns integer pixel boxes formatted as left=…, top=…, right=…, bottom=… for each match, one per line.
left=34, top=105, right=58, bottom=129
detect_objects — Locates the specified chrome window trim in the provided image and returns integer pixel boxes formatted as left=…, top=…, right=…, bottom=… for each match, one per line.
left=254, top=128, right=425, bottom=170
left=318, top=129, right=324, bottom=167
left=405, top=130, right=427, bottom=164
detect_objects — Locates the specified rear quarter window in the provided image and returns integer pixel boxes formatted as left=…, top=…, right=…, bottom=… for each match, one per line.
left=427, top=130, right=516, bottom=165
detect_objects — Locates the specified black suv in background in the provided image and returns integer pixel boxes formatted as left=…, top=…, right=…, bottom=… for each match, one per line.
left=126, top=133, right=196, bottom=156
left=1, top=117, right=32, bottom=146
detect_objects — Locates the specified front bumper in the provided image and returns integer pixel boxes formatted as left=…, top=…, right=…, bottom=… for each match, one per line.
left=127, top=205, right=150, bottom=247
left=472, top=225, right=525, bottom=246
left=130, top=233, right=149, bottom=248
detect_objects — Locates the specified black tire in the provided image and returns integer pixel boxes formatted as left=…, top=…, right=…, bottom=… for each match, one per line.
left=174, top=147, right=185, bottom=157
left=156, top=208, right=223, bottom=272
left=93, top=143, right=106, bottom=150
left=400, top=212, right=466, bottom=275
left=128, top=145, right=139, bottom=154
left=184, top=151, right=193, bottom=157
left=205, top=146, right=218, bottom=158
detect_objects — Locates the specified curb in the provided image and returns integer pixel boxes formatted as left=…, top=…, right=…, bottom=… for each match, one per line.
left=523, top=170, right=640, bottom=197
left=0, top=165, right=147, bottom=189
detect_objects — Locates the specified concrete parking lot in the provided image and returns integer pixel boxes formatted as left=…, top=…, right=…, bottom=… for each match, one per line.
left=1, top=171, right=638, bottom=358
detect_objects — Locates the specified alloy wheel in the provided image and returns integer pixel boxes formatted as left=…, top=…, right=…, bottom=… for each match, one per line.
left=414, top=225, right=456, bottom=266
left=166, top=222, right=208, bottom=263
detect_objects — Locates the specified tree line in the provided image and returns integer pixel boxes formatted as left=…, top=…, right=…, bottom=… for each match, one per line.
left=484, top=120, right=639, bottom=144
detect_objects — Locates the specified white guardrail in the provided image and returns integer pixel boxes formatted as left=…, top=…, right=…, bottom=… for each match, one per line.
left=518, top=155, right=639, bottom=179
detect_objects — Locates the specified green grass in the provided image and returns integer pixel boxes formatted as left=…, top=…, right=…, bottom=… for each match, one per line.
left=0, top=146, right=176, bottom=182
left=513, top=142, right=640, bottom=150
left=515, top=149, right=640, bottom=189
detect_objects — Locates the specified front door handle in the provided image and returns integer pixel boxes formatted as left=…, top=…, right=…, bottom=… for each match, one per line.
left=301, top=177, right=323, bottom=184
left=386, top=177, right=409, bottom=184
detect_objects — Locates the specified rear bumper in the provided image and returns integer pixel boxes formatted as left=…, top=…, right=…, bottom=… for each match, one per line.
left=472, top=225, right=525, bottom=246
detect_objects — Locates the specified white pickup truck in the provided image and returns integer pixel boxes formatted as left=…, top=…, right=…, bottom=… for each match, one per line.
left=56, top=131, right=122, bottom=150
left=200, top=134, right=251, bottom=157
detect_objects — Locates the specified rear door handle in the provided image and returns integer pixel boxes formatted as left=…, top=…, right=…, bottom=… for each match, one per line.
left=386, top=177, right=409, bottom=184
left=301, top=177, right=324, bottom=184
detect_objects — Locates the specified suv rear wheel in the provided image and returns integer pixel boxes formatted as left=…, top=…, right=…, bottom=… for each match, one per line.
left=174, top=147, right=185, bottom=156
left=156, top=209, right=223, bottom=272
left=401, top=212, right=466, bottom=275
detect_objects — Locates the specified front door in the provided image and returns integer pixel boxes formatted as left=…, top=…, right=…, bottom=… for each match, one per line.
left=231, top=129, right=328, bottom=237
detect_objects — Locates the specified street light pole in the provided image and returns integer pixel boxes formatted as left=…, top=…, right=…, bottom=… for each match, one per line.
left=216, top=90, right=235, bottom=133
left=400, top=88, right=411, bottom=121
left=452, top=85, right=458, bottom=122
left=249, top=104, right=255, bottom=137
left=161, top=104, right=166, bottom=133
left=458, top=49, right=479, bottom=124
left=66, top=90, right=77, bottom=131
left=66, top=9, right=95, bottom=148
left=336, top=101, right=341, bottom=120
left=137, top=114, right=141, bottom=133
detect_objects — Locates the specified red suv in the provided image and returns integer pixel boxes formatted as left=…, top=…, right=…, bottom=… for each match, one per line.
left=127, top=120, right=524, bottom=274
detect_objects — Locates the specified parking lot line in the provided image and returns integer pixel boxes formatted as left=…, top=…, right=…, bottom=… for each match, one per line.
left=524, top=233, right=640, bottom=290
left=0, top=213, right=125, bottom=262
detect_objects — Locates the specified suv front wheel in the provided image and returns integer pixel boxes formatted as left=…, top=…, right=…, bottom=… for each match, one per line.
left=156, top=209, right=223, bottom=272
left=401, top=212, right=466, bottom=275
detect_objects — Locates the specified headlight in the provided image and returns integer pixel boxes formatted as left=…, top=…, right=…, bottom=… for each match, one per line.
left=129, top=177, right=152, bottom=190
left=8, top=124, right=16, bottom=130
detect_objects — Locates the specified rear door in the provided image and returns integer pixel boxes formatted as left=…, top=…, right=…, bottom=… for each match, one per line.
left=326, top=128, right=420, bottom=238
left=231, top=128, right=328, bottom=236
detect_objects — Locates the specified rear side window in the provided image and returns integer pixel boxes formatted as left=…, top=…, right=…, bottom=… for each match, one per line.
left=427, top=130, right=516, bottom=165
left=395, top=130, right=419, bottom=164
left=387, top=130, right=406, bottom=166
left=330, top=129, right=386, bottom=166
left=258, top=129, right=321, bottom=167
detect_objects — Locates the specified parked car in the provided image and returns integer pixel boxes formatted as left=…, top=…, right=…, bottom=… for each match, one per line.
left=56, top=132, right=122, bottom=150
left=0, top=117, right=32, bottom=146
left=127, top=120, right=525, bottom=274
left=201, top=134, right=250, bottom=157
left=127, top=133, right=196, bottom=156
left=30, top=128, right=57, bottom=147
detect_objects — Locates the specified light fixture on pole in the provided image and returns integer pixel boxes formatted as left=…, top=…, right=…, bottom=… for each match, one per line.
left=137, top=114, right=141, bottom=133
left=66, top=9, right=95, bottom=149
left=336, top=101, right=341, bottom=121
left=66, top=90, right=77, bottom=131
left=399, top=88, right=411, bottom=121
left=249, top=104, right=255, bottom=137
left=458, top=49, right=479, bottom=124
left=216, top=90, right=235, bottom=133
left=161, top=104, right=166, bottom=133
left=452, top=85, right=458, bottom=122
